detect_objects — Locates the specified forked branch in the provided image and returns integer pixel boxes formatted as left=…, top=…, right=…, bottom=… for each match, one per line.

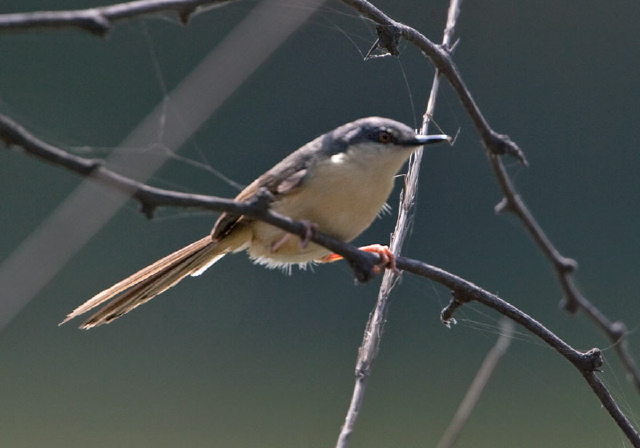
left=1, top=112, right=638, bottom=446
left=337, top=0, right=640, bottom=394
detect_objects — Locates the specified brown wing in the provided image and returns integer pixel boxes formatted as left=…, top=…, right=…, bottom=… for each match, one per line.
left=210, top=139, right=322, bottom=241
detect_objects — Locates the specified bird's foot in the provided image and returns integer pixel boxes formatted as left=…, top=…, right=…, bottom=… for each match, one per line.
left=320, top=244, right=399, bottom=275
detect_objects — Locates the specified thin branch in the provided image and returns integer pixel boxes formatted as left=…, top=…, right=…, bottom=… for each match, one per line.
left=338, top=0, right=640, bottom=395
left=397, top=256, right=640, bottom=448
left=436, top=319, right=514, bottom=448
left=335, top=1, right=462, bottom=447
left=3, top=108, right=640, bottom=448
left=491, top=154, right=640, bottom=392
left=0, top=0, right=235, bottom=36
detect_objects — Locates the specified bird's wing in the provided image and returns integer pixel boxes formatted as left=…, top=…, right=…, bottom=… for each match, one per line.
left=211, top=145, right=317, bottom=241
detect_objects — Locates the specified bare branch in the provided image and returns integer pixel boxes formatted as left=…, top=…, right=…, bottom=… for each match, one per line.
left=490, top=154, right=640, bottom=392
left=338, top=0, right=640, bottom=393
left=397, top=255, right=640, bottom=448
left=336, top=1, right=462, bottom=446
left=0, top=0, right=235, bottom=36
left=339, top=0, right=526, bottom=164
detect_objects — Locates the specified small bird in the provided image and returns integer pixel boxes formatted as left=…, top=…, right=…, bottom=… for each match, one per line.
left=61, top=117, right=449, bottom=329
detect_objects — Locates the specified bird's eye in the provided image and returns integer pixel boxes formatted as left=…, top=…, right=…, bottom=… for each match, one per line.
left=378, top=131, right=394, bottom=144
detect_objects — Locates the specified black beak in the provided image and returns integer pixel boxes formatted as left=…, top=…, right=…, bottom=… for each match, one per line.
left=412, top=134, right=451, bottom=145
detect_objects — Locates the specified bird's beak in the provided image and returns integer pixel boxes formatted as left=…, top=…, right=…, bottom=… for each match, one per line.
left=412, top=134, right=451, bottom=145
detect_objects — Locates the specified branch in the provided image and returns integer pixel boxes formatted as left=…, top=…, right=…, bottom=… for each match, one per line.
left=338, top=0, right=640, bottom=393
left=0, top=0, right=235, bottom=36
left=397, top=256, right=640, bottom=448
left=340, top=0, right=526, bottom=165
left=491, top=155, right=640, bottom=392
left=335, top=1, right=462, bottom=446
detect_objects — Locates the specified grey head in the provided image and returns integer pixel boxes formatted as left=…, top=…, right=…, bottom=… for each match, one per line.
left=323, top=116, right=449, bottom=157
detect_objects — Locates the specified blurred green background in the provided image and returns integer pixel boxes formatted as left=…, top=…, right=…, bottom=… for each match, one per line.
left=1, top=1, right=640, bottom=447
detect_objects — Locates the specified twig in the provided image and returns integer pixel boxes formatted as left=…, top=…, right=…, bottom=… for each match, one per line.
left=396, top=256, right=640, bottom=448
left=436, top=319, right=514, bottom=448
left=490, top=155, right=640, bottom=392
left=335, top=1, right=462, bottom=446
left=340, top=0, right=526, bottom=165
left=0, top=0, right=235, bottom=36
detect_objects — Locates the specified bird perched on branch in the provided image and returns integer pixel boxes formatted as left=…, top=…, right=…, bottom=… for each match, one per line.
left=61, top=117, right=449, bottom=329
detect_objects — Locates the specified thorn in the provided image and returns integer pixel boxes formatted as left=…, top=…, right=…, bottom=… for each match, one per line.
left=365, top=24, right=401, bottom=60
left=556, top=257, right=578, bottom=274
left=494, top=197, right=511, bottom=214
left=488, top=131, right=528, bottom=165
left=140, top=202, right=156, bottom=219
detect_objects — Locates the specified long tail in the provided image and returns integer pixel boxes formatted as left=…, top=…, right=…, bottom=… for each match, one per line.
left=60, top=236, right=226, bottom=329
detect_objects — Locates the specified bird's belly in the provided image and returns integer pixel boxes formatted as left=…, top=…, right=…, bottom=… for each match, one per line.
left=247, top=222, right=331, bottom=267
left=246, top=160, right=395, bottom=268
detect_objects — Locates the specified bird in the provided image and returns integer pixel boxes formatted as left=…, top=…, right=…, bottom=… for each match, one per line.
left=61, top=117, right=449, bottom=329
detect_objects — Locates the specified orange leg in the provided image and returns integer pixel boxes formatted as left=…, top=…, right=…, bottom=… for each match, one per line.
left=320, top=244, right=400, bottom=275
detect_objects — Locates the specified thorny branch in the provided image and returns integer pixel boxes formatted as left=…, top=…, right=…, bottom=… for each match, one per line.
left=399, top=256, right=640, bottom=447
left=491, top=155, right=640, bottom=391
left=1, top=112, right=639, bottom=446
left=340, top=0, right=526, bottom=165
left=0, top=0, right=235, bottom=36
left=338, top=0, right=640, bottom=395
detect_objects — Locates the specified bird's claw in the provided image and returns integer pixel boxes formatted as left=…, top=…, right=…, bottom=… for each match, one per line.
left=320, top=244, right=400, bottom=276
left=361, top=244, right=400, bottom=276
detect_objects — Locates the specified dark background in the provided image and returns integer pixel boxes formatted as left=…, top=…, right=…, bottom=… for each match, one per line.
left=1, top=1, right=640, bottom=447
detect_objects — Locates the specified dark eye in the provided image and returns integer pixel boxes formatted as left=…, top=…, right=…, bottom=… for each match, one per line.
left=378, top=130, right=394, bottom=144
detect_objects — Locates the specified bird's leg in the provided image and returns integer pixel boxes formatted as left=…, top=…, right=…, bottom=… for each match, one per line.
left=320, top=244, right=400, bottom=275
left=298, top=220, right=318, bottom=248
left=270, top=219, right=318, bottom=252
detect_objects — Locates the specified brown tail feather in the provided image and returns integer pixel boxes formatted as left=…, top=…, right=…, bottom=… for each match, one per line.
left=60, top=236, right=225, bottom=329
